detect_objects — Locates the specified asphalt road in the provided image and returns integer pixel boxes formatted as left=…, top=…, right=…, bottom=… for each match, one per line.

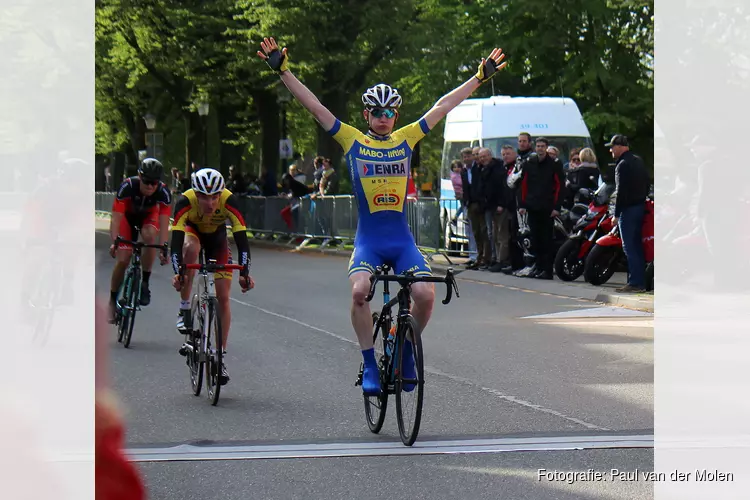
left=95, top=232, right=654, bottom=499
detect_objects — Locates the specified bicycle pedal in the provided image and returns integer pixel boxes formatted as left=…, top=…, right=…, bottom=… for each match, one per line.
left=355, top=363, right=363, bottom=386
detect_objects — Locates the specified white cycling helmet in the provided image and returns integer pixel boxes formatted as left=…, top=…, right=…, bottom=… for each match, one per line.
left=362, top=83, right=402, bottom=109
left=192, top=168, right=225, bottom=195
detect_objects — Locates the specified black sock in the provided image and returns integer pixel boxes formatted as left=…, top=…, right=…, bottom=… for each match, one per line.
left=143, top=271, right=151, bottom=284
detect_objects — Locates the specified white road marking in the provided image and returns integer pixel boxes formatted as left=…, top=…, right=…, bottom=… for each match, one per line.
left=124, top=433, right=654, bottom=462
left=230, top=297, right=357, bottom=345
left=521, top=306, right=652, bottom=319
left=231, top=297, right=610, bottom=431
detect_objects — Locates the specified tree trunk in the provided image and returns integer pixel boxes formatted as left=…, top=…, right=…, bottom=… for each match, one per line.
left=184, top=112, right=203, bottom=175
left=316, top=86, right=348, bottom=171
left=253, top=89, right=280, bottom=179
left=217, top=103, right=245, bottom=177
left=119, top=107, right=145, bottom=176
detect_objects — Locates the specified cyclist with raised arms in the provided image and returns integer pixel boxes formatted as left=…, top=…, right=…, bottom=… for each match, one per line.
left=170, top=168, right=255, bottom=385
left=257, top=37, right=506, bottom=395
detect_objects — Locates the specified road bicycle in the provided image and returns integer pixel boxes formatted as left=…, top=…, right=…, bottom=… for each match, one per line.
left=26, top=245, right=66, bottom=347
left=356, top=264, right=459, bottom=446
left=179, top=249, right=243, bottom=406
left=113, top=231, right=165, bottom=348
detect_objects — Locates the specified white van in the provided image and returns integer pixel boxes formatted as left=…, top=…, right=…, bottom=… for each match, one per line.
left=440, top=96, right=594, bottom=251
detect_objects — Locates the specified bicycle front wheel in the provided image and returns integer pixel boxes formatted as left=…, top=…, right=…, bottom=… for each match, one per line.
left=188, top=293, right=203, bottom=396
left=31, top=284, right=54, bottom=347
left=364, top=312, right=389, bottom=433
left=116, top=269, right=133, bottom=344
left=395, top=315, right=424, bottom=446
left=122, top=266, right=140, bottom=349
left=205, top=298, right=223, bottom=406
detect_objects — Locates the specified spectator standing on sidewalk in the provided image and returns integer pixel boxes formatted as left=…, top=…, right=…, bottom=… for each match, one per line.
left=477, top=148, right=511, bottom=272
left=312, top=156, right=325, bottom=195
left=607, top=134, right=650, bottom=292
left=449, top=160, right=466, bottom=222
left=459, top=147, right=479, bottom=266
left=289, top=164, right=307, bottom=184
left=499, top=144, right=524, bottom=273
left=565, top=147, right=601, bottom=206
left=513, top=137, right=565, bottom=280
left=464, top=149, right=491, bottom=269
left=320, top=158, right=339, bottom=195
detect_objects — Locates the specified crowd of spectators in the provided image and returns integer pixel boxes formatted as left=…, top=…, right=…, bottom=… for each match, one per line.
left=449, top=131, right=650, bottom=291
left=451, top=133, right=600, bottom=279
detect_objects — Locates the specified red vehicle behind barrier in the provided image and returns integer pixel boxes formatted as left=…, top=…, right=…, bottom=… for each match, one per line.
left=554, top=184, right=616, bottom=281
left=583, top=199, right=654, bottom=288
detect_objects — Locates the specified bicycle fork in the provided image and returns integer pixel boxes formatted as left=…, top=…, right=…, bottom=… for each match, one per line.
left=181, top=276, right=212, bottom=359
left=117, top=256, right=142, bottom=313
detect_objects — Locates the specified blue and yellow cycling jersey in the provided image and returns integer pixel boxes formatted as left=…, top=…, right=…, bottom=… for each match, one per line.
left=327, top=118, right=432, bottom=277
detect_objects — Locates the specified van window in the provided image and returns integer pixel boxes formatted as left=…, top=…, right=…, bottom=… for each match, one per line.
left=482, top=136, right=594, bottom=169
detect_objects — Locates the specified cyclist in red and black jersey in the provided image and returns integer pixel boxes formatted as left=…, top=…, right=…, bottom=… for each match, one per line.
left=108, top=158, right=171, bottom=321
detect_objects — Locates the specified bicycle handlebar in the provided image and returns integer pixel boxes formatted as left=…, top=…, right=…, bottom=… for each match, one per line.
left=113, top=236, right=167, bottom=250
left=365, top=266, right=460, bottom=305
left=184, top=263, right=244, bottom=271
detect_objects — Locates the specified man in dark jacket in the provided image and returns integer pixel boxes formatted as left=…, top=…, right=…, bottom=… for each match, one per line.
left=515, top=137, right=565, bottom=279
left=459, top=148, right=479, bottom=266
left=500, top=144, right=525, bottom=273
left=477, top=148, right=511, bottom=272
left=608, top=134, right=651, bottom=292
left=463, top=149, right=491, bottom=269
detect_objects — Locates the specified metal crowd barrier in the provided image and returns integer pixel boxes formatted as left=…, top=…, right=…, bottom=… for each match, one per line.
left=94, top=192, right=466, bottom=262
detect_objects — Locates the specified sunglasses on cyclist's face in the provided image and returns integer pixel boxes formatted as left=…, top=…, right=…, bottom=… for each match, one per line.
left=140, top=177, right=158, bottom=186
left=369, top=108, right=396, bottom=119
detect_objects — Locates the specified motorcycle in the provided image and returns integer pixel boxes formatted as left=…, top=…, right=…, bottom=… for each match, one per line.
left=556, top=184, right=597, bottom=235
left=583, top=198, right=655, bottom=288
left=554, top=184, right=616, bottom=281
left=513, top=209, right=571, bottom=276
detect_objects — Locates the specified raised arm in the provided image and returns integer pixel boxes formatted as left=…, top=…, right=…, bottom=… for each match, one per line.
left=422, top=48, right=507, bottom=131
left=257, top=37, right=337, bottom=132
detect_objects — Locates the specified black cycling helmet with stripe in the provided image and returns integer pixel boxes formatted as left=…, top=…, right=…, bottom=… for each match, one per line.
left=139, top=158, right=164, bottom=181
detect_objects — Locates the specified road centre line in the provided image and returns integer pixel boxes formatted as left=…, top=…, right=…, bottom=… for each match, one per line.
left=230, top=298, right=609, bottom=431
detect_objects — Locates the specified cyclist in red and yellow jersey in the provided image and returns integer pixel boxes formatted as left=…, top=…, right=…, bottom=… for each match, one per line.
left=170, top=168, right=254, bottom=385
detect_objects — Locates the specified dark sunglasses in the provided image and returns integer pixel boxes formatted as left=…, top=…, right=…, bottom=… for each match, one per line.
left=571, top=157, right=581, bottom=162
left=369, top=108, right=396, bottom=119
left=140, top=177, right=159, bottom=186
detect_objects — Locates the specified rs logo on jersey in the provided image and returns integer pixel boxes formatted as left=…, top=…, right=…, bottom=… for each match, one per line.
left=373, top=193, right=401, bottom=206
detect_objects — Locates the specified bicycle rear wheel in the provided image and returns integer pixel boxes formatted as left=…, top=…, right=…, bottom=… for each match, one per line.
left=122, top=266, right=140, bottom=349
left=395, top=315, right=424, bottom=446
left=205, top=297, right=223, bottom=406
left=364, top=312, right=389, bottom=433
left=188, top=293, right=203, bottom=396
